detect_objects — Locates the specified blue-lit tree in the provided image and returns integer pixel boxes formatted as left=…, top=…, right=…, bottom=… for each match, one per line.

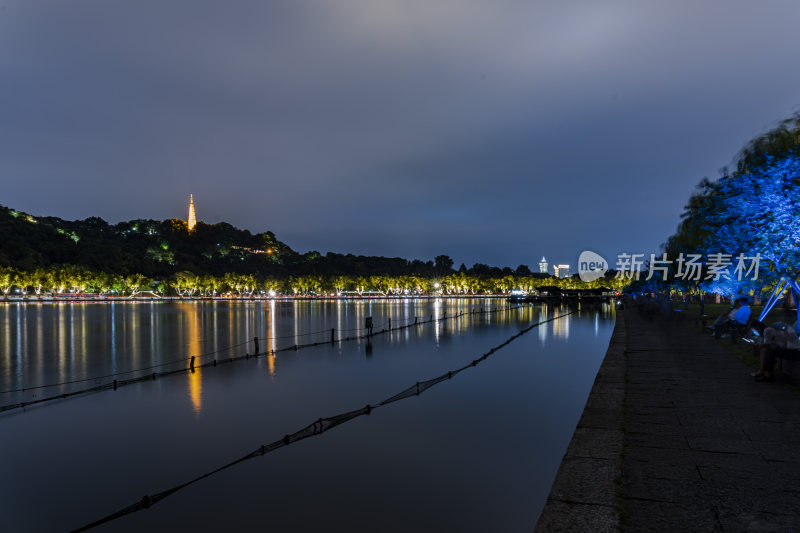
left=661, top=113, right=800, bottom=320
left=695, top=154, right=800, bottom=319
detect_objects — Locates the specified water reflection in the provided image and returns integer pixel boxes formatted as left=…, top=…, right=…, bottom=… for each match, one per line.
left=183, top=303, right=203, bottom=415
left=0, top=299, right=615, bottom=412
left=553, top=310, right=570, bottom=339
left=268, top=300, right=277, bottom=377
left=539, top=304, right=549, bottom=345
left=1, top=299, right=616, bottom=532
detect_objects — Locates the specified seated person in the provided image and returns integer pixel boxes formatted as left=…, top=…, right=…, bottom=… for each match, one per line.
left=729, top=297, right=752, bottom=340
left=712, top=299, right=742, bottom=337
left=771, top=310, right=800, bottom=334
left=788, top=323, right=800, bottom=350
left=732, top=297, right=751, bottom=326
left=750, top=320, right=799, bottom=381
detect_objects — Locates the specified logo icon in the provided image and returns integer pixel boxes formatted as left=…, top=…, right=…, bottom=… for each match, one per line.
left=578, top=250, right=608, bottom=282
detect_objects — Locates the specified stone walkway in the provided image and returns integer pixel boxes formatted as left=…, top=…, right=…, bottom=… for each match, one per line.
left=536, top=308, right=800, bottom=532
left=623, top=309, right=800, bottom=532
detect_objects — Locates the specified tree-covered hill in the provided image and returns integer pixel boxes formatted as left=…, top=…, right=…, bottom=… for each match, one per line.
left=0, top=205, right=474, bottom=278
left=0, top=206, right=295, bottom=276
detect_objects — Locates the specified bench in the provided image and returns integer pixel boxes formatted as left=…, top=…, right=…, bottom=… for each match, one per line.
left=770, top=347, right=800, bottom=382
left=711, top=318, right=750, bottom=342
left=746, top=342, right=800, bottom=383
left=729, top=319, right=751, bottom=343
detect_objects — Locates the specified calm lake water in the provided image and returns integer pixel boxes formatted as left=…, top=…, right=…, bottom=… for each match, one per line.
left=0, top=298, right=614, bottom=532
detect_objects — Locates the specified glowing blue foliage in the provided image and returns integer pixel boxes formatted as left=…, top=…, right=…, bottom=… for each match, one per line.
left=697, top=154, right=800, bottom=288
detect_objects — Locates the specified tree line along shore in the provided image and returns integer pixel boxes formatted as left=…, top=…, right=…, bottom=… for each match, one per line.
left=0, top=265, right=626, bottom=299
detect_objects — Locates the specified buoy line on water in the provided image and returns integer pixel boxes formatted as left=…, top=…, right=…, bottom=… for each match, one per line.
left=70, top=309, right=574, bottom=532
left=0, top=303, right=525, bottom=413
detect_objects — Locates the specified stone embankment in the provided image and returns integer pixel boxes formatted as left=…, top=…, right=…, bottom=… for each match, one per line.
left=536, top=309, right=800, bottom=532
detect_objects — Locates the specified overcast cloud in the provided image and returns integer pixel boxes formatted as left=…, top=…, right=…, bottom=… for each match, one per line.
left=2, top=0, right=799, bottom=268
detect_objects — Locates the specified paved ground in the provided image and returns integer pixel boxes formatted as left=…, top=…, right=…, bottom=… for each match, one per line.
left=622, top=308, right=800, bottom=532
left=536, top=307, right=800, bottom=532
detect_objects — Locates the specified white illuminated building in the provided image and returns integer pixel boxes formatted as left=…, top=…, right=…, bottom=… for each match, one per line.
left=553, top=264, right=570, bottom=278
left=539, top=256, right=548, bottom=274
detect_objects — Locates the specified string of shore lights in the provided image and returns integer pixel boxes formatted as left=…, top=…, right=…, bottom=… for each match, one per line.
left=0, top=303, right=526, bottom=413
left=70, top=309, right=573, bottom=532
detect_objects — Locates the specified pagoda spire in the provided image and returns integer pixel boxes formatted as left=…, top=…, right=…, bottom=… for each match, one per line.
left=188, top=194, right=196, bottom=232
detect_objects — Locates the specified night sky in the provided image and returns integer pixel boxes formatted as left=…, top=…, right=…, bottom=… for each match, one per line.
left=2, top=1, right=799, bottom=269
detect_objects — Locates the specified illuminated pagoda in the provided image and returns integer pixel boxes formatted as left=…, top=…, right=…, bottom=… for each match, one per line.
left=188, top=194, right=197, bottom=232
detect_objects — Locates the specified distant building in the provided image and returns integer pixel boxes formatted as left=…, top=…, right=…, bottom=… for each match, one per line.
left=553, top=264, right=570, bottom=278
left=188, top=194, right=197, bottom=232
left=539, top=256, right=548, bottom=274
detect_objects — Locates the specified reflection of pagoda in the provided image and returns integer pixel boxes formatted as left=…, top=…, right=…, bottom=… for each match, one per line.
left=188, top=194, right=197, bottom=232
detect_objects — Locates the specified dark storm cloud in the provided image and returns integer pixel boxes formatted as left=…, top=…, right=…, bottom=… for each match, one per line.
left=2, top=0, right=800, bottom=268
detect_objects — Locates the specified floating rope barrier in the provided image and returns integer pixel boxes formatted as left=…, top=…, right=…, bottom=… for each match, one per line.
left=0, top=304, right=523, bottom=413
left=70, top=309, right=572, bottom=532
left=0, top=324, right=369, bottom=396
left=0, top=339, right=253, bottom=395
